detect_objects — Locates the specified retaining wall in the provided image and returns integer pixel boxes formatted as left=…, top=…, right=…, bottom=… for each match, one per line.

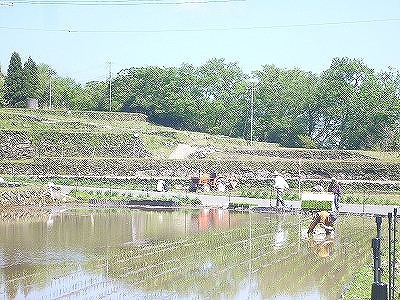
left=0, top=186, right=53, bottom=206
left=1, top=157, right=399, bottom=181
left=0, top=130, right=150, bottom=159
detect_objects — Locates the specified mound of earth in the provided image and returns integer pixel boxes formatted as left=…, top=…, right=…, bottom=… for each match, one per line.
left=169, top=144, right=198, bottom=159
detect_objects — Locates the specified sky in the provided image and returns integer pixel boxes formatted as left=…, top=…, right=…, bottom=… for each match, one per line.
left=1, top=0, right=399, bottom=85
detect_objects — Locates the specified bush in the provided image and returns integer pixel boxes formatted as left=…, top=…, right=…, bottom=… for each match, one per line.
left=298, top=135, right=317, bottom=149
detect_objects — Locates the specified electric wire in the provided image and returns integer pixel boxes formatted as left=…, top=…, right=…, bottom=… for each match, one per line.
left=4, top=0, right=245, bottom=5
left=0, top=18, right=399, bottom=33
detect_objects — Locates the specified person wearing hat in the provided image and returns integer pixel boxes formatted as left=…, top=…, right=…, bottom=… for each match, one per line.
left=328, top=177, right=342, bottom=211
left=272, top=171, right=289, bottom=207
left=307, top=211, right=338, bottom=235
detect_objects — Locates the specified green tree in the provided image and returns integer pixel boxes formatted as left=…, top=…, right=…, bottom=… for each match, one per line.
left=196, top=58, right=247, bottom=136
left=36, top=63, right=84, bottom=110
left=174, top=63, right=203, bottom=131
left=316, top=57, right=399, bottom=150
left=0, top=65, right=6, bottom=107
left=116, top=66, right=187, bottom=128
left=115, top=59, right=247, bottom=135
left=370, top=67, right=400, bottom=150
left=53, top=77, right=84, bottom=110
left=253, top=65, right=319, bottom=147
left=4, top=52, right=26, bottom=107
left=23, top=56, right=39, bottom=99
left=83, top=81, right=109, bottom=111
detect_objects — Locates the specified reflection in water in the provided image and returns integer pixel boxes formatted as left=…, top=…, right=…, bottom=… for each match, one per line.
left=311, top=239, right=334, bottom=258
left=274, top=221, right=288, bottom=250
left=309, top=228, right=335, bottom=258
left=0, top=208, right=376, bottom=299
left=46, top=213, right=54, bottom=228
left=195, top=208, right=232, bottom=230
left=305, top=226, right=335, bottom=258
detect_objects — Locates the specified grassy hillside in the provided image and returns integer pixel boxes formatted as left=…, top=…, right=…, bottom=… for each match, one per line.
left=0, top=108, right=279, bottom=159
left=2, top=107, right=399, bottom=161
left=1, top=108, right=400, bottom=201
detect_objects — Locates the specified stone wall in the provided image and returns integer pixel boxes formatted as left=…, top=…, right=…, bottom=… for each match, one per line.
left=0, top=131, right=36, bottom=159
left=235, top=149, right=376, bottom=161
left=0, top=131, right=150, bottom=159
left=0, top=186, right=53, bottom=206
left=1, top=157, right=399, bottom=181
left=33, top=131, right=150, bottom=158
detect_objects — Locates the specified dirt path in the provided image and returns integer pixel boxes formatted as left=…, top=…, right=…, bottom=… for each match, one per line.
left=168, top=143, right=197, bottom=159
left=58, top=184, right=398, bottom=216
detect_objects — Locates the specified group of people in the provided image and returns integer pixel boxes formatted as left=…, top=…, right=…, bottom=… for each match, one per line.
left=271, top=171, right=340, bottom=241
left=271, top=171, right=342, bottom=211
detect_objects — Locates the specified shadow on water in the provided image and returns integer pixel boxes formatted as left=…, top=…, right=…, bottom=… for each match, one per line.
left=0, top=208, right=376, bottom=299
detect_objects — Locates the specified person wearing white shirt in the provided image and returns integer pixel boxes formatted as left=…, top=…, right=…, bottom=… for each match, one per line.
left=272, top=171, right=289, bottom=207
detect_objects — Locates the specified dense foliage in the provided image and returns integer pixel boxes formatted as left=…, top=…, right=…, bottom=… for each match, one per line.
left=1, top=53, right=399, bottom=150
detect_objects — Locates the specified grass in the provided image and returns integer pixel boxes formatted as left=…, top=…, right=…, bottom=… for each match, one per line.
left=343, top=192, right=400, bottom=206
left=0, top=108, right=311, bottom=160
left=343, top=266, right=373, bottom=299
left=3, top=174, right=400, bottom=207
left=67, top=188, right=201, bottom=206
left=358, top=150, right=400, bottom=162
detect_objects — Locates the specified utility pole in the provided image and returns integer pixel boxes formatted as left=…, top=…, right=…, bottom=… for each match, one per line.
left=250, top=83, right=254, bottom=147
left=49, top=71, right=52, bottom=109
left=108, top=61, right=112, bottom=112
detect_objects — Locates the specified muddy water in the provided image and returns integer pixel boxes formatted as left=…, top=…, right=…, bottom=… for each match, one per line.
left=0, top=208, right=375, bottom=299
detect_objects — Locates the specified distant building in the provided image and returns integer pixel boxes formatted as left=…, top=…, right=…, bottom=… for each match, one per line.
left=26, top=98, right=39, bottom=109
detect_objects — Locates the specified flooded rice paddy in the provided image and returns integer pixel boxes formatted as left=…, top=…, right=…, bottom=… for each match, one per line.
left=0, top=208, right=376, bottom=299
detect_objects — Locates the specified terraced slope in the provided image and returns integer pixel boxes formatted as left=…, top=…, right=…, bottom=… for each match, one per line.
left=0, top=108, right=399, bottom=184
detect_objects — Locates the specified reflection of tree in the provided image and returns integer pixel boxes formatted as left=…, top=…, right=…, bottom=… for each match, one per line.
left=0, top=208, right=245, bottom=298
left=1, top=264, right=78, bottom=299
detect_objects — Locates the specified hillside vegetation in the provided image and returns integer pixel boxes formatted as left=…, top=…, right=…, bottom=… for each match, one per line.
left=0, top=108, right=399, bottom=204
left=2, top=54, right=399, bottom=151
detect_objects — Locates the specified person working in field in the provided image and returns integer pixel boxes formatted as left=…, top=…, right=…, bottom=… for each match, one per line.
left=272, top=171, right=289, bottom=207
left=307, top=211, right=338, bottom=235
left=328, top=177, right=341, bottom=211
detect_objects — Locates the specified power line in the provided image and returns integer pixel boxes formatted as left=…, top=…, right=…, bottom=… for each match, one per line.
left=6, top=0, right=245, bottom=6
left=0, top=18, right=399, bottom=33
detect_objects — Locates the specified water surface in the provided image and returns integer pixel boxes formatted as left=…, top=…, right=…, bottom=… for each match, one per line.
left=0, top=208, right=375, bottom=299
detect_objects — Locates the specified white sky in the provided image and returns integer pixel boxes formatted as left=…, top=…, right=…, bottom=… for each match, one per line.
left=1, top=0, right=399, bottom=84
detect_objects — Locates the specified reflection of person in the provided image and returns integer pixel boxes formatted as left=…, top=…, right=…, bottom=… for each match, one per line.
left=274, top=222, right=288, bottom=250
left=272, top=171, right=289, bottom=207
left=328, top=177, right=341, bottom=211
left=311, top=180, right=324, bottom=192
left=311, top=238, right=334, bottom=258
left=307, top=211, right=338, bottom=235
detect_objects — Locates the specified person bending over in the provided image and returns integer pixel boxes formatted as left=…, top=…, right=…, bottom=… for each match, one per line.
left=307, top=211, right=338, bottom=235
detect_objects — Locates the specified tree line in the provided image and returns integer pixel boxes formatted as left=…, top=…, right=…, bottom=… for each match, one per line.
left=1, top=51, right=399, bottom=150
